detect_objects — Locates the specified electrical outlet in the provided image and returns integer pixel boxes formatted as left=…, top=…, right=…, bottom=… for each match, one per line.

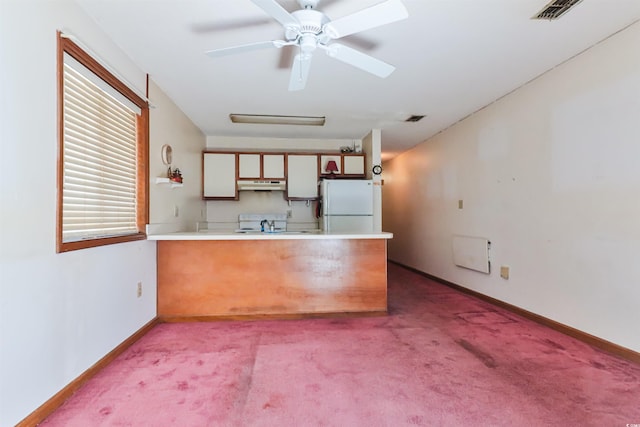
left=500, top=266, right=510, bottom=280
left=173, top=205, right=179, bottom=217
left=286, top=209, right=292, bottom=219
left=458, top=199, right=464, bottom=209
left=137, top=282, right=142, bottom=298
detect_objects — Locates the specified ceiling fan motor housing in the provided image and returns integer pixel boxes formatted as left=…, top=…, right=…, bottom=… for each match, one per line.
left=291, top=9, right=330, bottom=53
left=291, top=10, right=329, bottom=35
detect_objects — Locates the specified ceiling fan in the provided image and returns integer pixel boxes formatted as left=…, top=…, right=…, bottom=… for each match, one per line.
left=205, top=0, right=409, bottom=91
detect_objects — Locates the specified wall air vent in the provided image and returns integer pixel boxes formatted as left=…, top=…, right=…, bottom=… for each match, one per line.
left=405, top=115, right=426, bottom=122
left=533, top=0, right=584, bottom=20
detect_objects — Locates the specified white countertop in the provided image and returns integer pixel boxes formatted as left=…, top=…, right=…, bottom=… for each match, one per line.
left=147, top=230, right=393, bottom=241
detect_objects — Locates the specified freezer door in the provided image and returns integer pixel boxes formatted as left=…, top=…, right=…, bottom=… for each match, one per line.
left=322, top=180, right=373, bottom=215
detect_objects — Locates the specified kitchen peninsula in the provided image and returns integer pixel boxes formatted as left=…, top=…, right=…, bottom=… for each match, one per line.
left=148, top=231, right=392, bottom=320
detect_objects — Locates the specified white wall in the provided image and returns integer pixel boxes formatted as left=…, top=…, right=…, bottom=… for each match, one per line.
left=0, top=1, right=156, bottom=425
left=149, top=80, right=206, bottom=231
left=362, top=129, right=383, bottom=232
left=383, top=22, right=640, bottom=352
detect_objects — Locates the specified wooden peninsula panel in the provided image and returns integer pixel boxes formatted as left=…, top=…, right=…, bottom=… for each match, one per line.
left=157, top=239, right=387, bottom=319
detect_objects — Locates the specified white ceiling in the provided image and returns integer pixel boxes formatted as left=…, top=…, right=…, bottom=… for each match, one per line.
left=75, top=0, right=640, bottom=159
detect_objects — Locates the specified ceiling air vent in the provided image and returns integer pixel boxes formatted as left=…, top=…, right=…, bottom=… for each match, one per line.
left=533, top=0, right=584, bottom=20
left=405, top=115, right=426, bottom=123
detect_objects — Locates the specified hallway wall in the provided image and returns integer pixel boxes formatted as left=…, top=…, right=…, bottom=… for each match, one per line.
left=382, top=22, right=640, bottom=352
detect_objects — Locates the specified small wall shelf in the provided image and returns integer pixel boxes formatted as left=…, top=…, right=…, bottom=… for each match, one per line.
left=155, top=177, right=183, bottom=188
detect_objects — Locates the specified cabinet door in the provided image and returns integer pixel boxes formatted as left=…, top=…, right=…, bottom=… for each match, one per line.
left=287, top=154, right=319, bottom=199
left=320, top=154, right=342, bottom=176
left=238, top=154, right=261, bottom=178
left=203, top=153, right=237, bottom=199
left=263, top=154, right=285, bottom=179
left=343, top=154, right=365, bottom=176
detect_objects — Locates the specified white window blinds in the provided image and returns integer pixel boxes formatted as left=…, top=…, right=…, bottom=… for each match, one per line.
left=62, top=54, right=139, bottom=242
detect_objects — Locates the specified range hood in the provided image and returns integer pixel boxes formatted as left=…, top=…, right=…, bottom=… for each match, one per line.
left=237, top=180, right=286, bottom=191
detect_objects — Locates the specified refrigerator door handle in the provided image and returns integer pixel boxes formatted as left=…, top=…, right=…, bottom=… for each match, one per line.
left=325, top=187, right=329, bottom=217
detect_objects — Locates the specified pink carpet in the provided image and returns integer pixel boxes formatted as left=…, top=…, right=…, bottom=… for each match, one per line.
left=41, top=263, right=640, bottom=426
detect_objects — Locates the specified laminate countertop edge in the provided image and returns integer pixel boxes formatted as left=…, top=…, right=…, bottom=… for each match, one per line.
left=147, top=231, right=393, bottom=241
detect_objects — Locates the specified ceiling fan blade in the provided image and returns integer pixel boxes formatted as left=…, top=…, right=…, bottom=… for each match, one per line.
left=324, top=43, right=395, bottom=78
left=323, top=0, right=408, bottom=39
left=191, top=18, right=272, bottom=34
left=289, top=53, right=313, bottom=91
left=205, top=40, right=289, bottom=58
left=251, top=0, right=299, bottom=29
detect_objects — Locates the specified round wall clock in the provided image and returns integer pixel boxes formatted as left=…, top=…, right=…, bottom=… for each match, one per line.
left=372, top=164, right=382, bottom=175
left=161, top=144, right=173, bottom=165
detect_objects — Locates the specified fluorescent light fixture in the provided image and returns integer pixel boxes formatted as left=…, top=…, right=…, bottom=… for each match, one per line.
left=229, top=114, right=325, bottom=126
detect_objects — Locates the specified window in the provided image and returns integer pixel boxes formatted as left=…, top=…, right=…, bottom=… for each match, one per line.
left=57, top=32, right=148, bottom=252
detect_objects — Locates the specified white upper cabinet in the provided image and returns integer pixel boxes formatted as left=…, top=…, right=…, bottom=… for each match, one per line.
left=286, top=154, right=319, bottom=199
left=203, top=152, right=237, bottom=199
left=318, top=153, right=365, bottom=178
left=203, top=151, right=363, bottom=201
left=343, top=154, right=365, bottom=175
left=238, top=154, right=261, bottom=179
left=238, top=153, right=285, bottom=180
left=319, top=154, right=342, bottom=176
left=262, top=154, right=285, bottom=179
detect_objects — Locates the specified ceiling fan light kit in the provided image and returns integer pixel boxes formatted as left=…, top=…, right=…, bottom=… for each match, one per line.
left=229, top=114, right=326, bottom=126
left=205, top=0, right=408, bottom=91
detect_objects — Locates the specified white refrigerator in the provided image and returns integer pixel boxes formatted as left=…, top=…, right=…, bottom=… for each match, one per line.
left=320, top=179, right=374, bottom=233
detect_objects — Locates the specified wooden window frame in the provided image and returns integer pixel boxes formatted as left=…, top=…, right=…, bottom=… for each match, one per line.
left=56, top=32, right=149, bottom=253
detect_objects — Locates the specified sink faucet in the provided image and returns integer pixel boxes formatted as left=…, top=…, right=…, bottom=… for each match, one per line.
left=260, top=219, right=275, bottom=232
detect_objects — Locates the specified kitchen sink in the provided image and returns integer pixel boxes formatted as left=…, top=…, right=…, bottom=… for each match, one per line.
left=234, top=229, right=321, bottom=234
